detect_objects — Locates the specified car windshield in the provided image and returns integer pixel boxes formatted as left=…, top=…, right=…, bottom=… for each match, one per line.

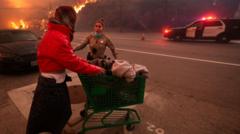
left=186, top=21, right=202, bottom=28
left=0, top=31, right=38, bottom=43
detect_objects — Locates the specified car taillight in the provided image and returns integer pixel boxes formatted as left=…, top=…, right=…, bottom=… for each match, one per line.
left=164, top=29, right=171, bottom=34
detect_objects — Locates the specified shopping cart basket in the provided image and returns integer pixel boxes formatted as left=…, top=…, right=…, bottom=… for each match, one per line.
left=78, top=74, right=146, bottom=134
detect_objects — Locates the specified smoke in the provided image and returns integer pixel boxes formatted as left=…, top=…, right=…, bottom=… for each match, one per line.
left=234, top=3, right=240, bottom=18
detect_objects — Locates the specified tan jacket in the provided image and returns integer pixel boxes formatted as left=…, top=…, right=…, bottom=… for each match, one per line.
left=74, top=33, right=117, bottom=59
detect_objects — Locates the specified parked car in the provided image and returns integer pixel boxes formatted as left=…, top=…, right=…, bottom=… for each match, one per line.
left=0, top=29, right=39, bottom=71
left=163, top=17, right=240, bottom=43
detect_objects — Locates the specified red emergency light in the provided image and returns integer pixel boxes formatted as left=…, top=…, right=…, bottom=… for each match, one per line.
left=164, top=29, right=171, bottom=34
left=201, top=16, right=217, bottom=21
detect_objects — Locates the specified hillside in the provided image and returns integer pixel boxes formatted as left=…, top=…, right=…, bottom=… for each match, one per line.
left=76, top=0, right=240, bottom=32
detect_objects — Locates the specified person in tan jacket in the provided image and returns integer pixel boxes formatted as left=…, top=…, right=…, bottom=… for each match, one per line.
left=74, top=19, right=117, bottom=60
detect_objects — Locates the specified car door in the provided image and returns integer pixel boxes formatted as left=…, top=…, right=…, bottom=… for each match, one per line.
left=186, top=21, right=202, bottom=38
left=202, top=20, right=225, bottom=38
left=0, top=31, right=11, bottom=44
left=195, top=22, right=204, bottom=39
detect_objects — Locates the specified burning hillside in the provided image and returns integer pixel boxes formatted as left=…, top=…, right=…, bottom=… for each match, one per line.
left=74, top=0, right=97, bottom=13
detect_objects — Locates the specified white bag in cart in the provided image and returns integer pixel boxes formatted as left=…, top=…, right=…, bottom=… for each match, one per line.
left=133, top=64, right=149, bottom=78
left=111, top=60, right=136, bottom=82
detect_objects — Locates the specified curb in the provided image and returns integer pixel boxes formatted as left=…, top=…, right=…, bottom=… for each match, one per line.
left=7, top=72, right=137, bottom=134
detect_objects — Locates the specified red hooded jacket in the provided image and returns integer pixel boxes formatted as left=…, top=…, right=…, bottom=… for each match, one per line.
left=37, top=22, right=101, bottom=74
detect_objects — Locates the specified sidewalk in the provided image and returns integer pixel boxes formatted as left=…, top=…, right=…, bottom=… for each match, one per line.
left=7, top=73, right=138, bottom=134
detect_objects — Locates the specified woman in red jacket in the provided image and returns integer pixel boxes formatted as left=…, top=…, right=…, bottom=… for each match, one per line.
left=26, top=6, right=104, bottom=134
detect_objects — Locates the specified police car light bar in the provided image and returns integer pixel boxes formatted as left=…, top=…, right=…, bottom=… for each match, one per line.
left=201, top=16, right=217, bottom=21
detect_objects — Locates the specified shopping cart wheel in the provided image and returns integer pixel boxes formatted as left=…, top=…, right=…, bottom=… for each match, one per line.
left=78, top=131, right=85, bottom=134
left=80, top=110, right=87, bottom=118
left=126, top=124, right=135, bottom=131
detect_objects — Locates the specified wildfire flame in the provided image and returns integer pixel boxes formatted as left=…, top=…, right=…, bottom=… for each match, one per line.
left=74, top=0, right=97, bottom=13
left=10, top=19, right=29, bottom=29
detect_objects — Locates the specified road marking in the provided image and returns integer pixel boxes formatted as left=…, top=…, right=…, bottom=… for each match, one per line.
left=73, top=36, right=157, bottom=43
left=113, top=37, right=140, bottom=41
left=155, top=128, right=165, bottom=134
left=146, top=122, right=156, bottom=132
left=117, top=48, right=240, bottom=67
left=72, top=41, right=240, bottom=67
left=146, top=122, right=165, bottom=134
left=112, top=37, right=154, bottom=41
left=76, top=37, right=141, bottom=40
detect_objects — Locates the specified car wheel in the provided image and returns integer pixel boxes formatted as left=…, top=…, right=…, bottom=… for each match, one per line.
left=168, top=37, right=174, bottom=40
left=217, top=34, right=230, bottom=43
left=173, top=35, right=183, bottom=41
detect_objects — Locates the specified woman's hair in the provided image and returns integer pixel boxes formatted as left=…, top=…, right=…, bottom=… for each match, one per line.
left=55, top=6, right=77, bottom=30
left=95, top=18, right=104, bottom=27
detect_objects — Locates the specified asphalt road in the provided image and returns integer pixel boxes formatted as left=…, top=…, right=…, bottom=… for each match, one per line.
left=0, top=32, right=240, bottom=134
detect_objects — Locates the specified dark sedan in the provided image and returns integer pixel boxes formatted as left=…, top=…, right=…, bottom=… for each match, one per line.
left=0, top=30, right=39, bottom=71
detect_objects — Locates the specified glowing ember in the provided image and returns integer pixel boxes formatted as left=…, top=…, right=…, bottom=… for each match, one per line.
left=48, top=10, right=55, bottom=18
left=10, top=19, right=29, bottom=29
left=74, top=0, right=97, bottom=13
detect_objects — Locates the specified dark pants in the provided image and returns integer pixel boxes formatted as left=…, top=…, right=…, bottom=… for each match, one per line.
left=26, top=76, right=72, bottom=134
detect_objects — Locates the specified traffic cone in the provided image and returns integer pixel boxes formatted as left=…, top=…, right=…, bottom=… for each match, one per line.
left=141, top=33, right=145, bottom=41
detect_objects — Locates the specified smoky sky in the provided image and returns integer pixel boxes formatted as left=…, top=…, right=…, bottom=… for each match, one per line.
left=0, top=0, right=76, bottom=8
left=0, top=0, right=239, bottom=29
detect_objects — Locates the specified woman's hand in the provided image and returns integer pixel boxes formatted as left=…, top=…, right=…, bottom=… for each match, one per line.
left=93, top=66, right=105, bottom=75
left=98, top=67, right=106, bottom=74
left=73, top=47, right=78, bottom=52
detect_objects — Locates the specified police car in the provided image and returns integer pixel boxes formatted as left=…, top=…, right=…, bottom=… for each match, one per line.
left=163, top=17, right=240, bottom=43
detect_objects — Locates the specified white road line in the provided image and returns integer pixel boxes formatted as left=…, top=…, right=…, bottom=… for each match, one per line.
left=73, top=36, right=157, bottom=42
left=114, top=37, right=139, bottom=41
left=72, top=41, right=240, bottom=67
left=117, top=48, right=240, bottom=67
left=111, top=36, right=162, bottom=41
left=112, top=37, right=150, bottom=41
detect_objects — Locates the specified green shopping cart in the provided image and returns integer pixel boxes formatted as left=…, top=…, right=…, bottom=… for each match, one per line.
left=78, top=74, right=146, bottom=134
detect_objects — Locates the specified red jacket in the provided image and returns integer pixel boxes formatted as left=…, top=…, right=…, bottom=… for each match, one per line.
left=37, top=22, right=101, bottom=74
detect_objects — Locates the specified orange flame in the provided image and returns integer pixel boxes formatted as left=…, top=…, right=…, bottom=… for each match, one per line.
left=74, top=0, right=97, bottom=13
left=10, top=19, right=29, bottom=29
